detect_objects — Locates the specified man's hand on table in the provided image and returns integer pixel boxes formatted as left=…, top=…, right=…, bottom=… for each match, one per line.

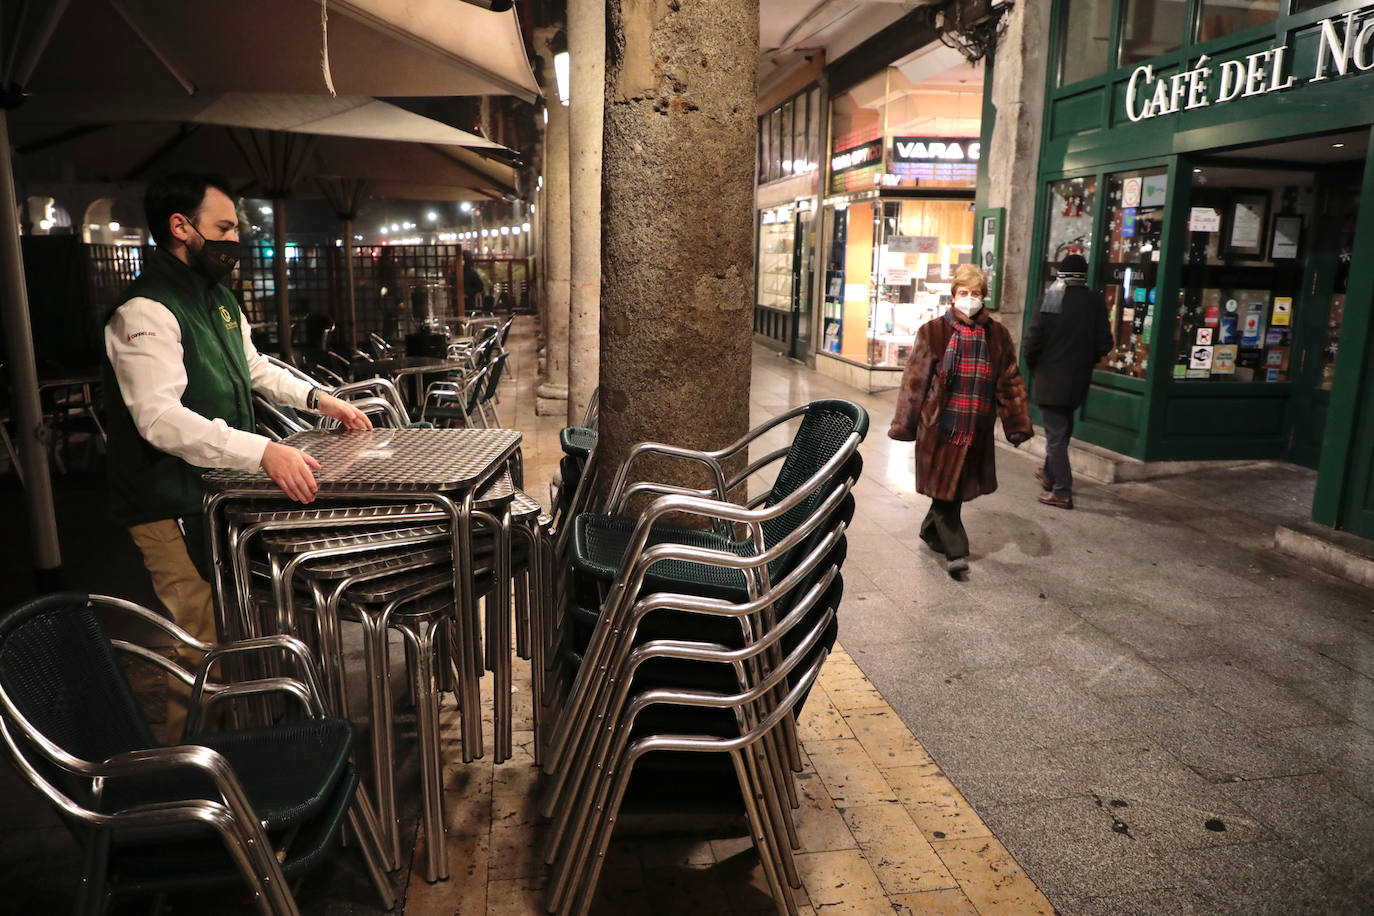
left=316, top=393, right=374, bottom=430
left=261, top=441, right=322, bottom=503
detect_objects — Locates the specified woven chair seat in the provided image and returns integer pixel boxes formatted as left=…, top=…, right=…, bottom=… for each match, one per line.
left=101, top=719, right=355, bottom=830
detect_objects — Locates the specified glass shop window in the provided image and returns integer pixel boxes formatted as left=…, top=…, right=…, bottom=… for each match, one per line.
left=1040, top=176, right=1097, bottom=298
left=1174, top=169, right=1315, bottom=383
left=870, top=199, right=977, bottom=368
left=1058, top=0, right=1113, bottom=86
left=1196, top=0, right=1280, bottom=43
left=1119, top=0, right=1187, bottom=67
left=1098, top=167, right=1168, bottom=379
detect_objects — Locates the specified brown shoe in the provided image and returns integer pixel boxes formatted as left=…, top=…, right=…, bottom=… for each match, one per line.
left=1038, top=491, right=1074, bottom=510
left=1034, top=467, right=1053, bottom=491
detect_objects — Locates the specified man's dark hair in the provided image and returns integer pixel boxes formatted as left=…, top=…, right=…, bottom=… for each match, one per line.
left=144, top=172, right=234, bottom=248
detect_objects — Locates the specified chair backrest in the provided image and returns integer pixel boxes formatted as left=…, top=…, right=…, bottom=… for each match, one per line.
left=498, top=316, right=514, bottom=348
left=480, top=351, right=509, bottom=405
left=0, top=594, right=158, bottom=777
left=759, top=399, right=869, bottom=548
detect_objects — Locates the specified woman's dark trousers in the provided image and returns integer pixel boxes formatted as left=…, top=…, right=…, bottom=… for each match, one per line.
left=920, top=497, right=968, bottom=560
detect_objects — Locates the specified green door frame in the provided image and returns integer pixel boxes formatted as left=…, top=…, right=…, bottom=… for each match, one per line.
left=1313, top=126, right=1374, bottom=536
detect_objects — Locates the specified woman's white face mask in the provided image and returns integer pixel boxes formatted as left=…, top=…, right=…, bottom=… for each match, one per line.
left=953, top=295, right=983, bottom=317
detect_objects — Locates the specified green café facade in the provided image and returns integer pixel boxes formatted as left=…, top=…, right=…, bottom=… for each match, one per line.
left=1029, top=0, right=1374, bottom=539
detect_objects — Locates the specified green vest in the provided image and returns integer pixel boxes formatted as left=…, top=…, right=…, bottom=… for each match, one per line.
left=103, top=248, right=256, bottom=527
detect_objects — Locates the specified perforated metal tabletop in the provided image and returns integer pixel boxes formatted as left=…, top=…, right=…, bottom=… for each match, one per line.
left=204, top=428, right=521, bottom=493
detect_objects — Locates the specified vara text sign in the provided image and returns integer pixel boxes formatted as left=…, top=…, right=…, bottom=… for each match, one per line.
left=1124, top=7, right=1374, bottom=123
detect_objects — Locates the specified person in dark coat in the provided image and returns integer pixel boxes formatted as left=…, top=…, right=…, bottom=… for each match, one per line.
left=890, top=264, right=1034, bottom=577
left=1022, top=253, right=1113, bottom=509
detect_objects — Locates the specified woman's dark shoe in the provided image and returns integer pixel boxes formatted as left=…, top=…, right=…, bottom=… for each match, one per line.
left=1038, top=490, right=1074, bottom=510
left=1034, top=467, right=1053, bottom=491
left=946, top=556, right=969, bottom=576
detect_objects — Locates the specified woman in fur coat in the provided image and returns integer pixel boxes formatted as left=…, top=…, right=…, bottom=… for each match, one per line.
left=888, top=264, right=1033, bottom=576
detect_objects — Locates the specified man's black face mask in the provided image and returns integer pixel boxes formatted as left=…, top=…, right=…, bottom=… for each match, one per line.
left=181, top=217, right=242, bottom=283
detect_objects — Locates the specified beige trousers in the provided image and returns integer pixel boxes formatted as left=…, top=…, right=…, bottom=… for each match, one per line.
left=128, top=519, right=217, bottom=743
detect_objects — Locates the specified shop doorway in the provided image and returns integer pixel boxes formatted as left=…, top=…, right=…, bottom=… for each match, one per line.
left=1181, top=130, right=1367, bottom=469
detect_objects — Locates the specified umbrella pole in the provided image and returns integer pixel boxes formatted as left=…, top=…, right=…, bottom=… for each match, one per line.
left=274, top=200, right=293, bottom=362
left=343, top=218, right=357, bottom=351
left=0, top=110, right=63, bottom=587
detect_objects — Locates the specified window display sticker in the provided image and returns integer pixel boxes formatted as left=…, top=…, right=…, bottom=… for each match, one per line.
left=1123, top=177, right=1142, bottom=208
left=1187, top=368, right=1211, bottom=379
left=888, top=235, right=939, bottom=254
left=1266, top=346, right=1289, bottom=369
left=1265, top=328, right=1287, bottom=347
left=1174, top=364, right=1188, bottom=378
left=1122, top=307, right=1135, bottom=324
left=884, top=266, right=912, bottom=286
left=1205, top=302, right=1220, bottom=326
left=1133, top=286, right=1147, bottom=303
left=1230, top=201, right=1263, bottom=250
left=1189, top=345, right=1214, bottom=370
left=1189, top=207, right=1221, bottom=233
left=1241, top=304, right=1265, bottom=347
left=1196, top=327, right=1214, bottom=346
left=1219, top=313, right=1238, bottom=344
left=1271, top=216, right=1301, bottom=259
left=1272, top=297, right=1292, bottom=327
left=1121, top=207, right=1136, bottom=238
left=1266, top=368, right=1281, bottom=382
left=1142, top=175, right=1168, bottom=207
left=1213, top=345, right=1237, bottom=374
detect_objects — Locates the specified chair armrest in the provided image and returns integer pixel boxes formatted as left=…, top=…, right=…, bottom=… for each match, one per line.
left=189, top=636, right=328, bottom=725
left=606, top=443, right=729, bottom=513
left=195, top=677, right=318, bottom=728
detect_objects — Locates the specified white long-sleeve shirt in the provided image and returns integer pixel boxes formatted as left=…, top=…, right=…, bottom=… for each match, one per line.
left=105, top=297, right=316, bottom=470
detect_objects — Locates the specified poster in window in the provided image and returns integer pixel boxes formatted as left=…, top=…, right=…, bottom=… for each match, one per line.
left=1227, top=194, right=1269, bottom=257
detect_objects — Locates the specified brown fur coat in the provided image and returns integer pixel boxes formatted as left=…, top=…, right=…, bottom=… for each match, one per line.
left=888, top=310, right=1033, bottom=501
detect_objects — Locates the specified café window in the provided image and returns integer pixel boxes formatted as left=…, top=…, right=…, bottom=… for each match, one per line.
left=1196, top=0, right=1279, bottom=43
left=1098, top=167, right=1167, bottom=379
left=1119, top=0, right=1186, bottom=66
left=1174, top=168, right=1315, bottom=383
left=1041, top=176, right=1097, bottom=296
left=1058, top=0, right=1113, bottom=86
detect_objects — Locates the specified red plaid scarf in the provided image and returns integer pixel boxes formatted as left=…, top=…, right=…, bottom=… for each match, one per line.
left=937, top=312, right=993, bottom=446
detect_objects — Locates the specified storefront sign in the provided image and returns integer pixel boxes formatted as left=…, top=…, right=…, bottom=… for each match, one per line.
left=1189, top=346, right=1215, bottom=370
left=890, top=137, right=981, bottom=163
left=1125, top=7, right=1374, bottom=123
left=831, top=140, right=882, bottom=174
left=884, top=267, right=912, bottom=286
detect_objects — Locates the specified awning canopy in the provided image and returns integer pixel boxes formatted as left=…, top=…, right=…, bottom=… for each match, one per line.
left=7, top=0, right=540, bottom=102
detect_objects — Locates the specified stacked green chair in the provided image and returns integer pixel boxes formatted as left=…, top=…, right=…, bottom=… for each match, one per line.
left=541, top=464, right=856, bottom=915
left=540, top=399, right=867, bottom=751
left=0, top=593, right=395, bottom=915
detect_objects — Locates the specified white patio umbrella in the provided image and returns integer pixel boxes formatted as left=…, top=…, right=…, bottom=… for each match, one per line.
left=0, top=0, right=539, bottom=581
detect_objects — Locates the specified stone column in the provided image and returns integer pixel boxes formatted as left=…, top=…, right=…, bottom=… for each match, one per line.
left=985, top=0, right=1050, bottom=351
left=536, top=34, right=572, bottom=414
left=598, top=0, right=758, bottom=498
left=567, top=0, right=605, bottom=427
